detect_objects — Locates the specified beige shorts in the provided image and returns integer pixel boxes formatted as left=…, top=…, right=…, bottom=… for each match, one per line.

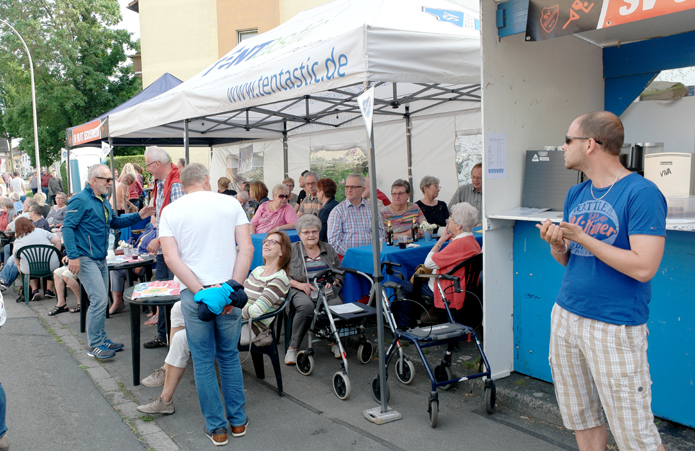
left=549, top=304, right=661, bottom=451
left=164, top=302, right=189, bottom=368
left=54, top=266, right=77, bottom=280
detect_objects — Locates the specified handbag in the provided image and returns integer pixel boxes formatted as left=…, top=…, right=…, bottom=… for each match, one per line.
left=409, top=264, right=433, bottom=284
left=239, top=317, right=274, bottom=363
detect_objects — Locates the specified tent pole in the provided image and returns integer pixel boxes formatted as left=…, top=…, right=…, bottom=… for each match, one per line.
left=283, top=120, right=288, bottom=178
left=65, top=138, right=71, bottom=196
left=184, top=119, right=190, bottom=165
left=405, top=106, right=413, bottom=202
left=109, top=137, right=118, bottom=217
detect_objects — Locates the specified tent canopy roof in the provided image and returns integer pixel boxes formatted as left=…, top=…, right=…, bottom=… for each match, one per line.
left=107, top=0, right=482, bottom=143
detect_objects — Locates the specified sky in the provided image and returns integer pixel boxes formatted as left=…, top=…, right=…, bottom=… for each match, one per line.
left=118, top=0, right=140, bottom=41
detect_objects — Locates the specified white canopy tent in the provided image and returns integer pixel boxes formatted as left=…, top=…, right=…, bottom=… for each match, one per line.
left=107, top=0, right=483, bottom=416
left=107, top=0, right=482, bottom=202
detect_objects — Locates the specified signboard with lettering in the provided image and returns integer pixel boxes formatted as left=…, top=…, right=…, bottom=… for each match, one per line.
left=66, top=118, right=106, bottom=147
left=526, top=0, right=695, bottom=41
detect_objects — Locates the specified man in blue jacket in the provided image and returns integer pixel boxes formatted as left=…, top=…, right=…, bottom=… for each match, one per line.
left=63, top=164, right=154, bottom=359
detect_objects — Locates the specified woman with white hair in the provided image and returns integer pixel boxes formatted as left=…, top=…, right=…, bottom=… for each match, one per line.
left=249, top=184, right=298, bottom=234
left=416, top=175, right=449, bottom=229
left=396, top=202, right=481, bottom=325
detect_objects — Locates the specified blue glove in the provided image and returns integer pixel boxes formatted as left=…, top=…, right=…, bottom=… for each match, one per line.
left=194, top=284, right=234, bottom=315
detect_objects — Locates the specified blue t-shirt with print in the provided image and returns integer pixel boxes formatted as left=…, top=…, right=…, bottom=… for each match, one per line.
left=556, top=172, right=666, bottom=326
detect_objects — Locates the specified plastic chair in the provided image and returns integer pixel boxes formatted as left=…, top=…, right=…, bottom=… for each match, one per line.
left=16, top=244, right=61, bottom=306
left=238, top=294, right=290, bottom=397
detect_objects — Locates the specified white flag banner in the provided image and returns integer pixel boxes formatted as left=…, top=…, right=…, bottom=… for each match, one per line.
left=60, top=148, right=68, bottom=166
left=101, top=141, right=111, bottom=160
left=357, top=87, right=375, bottom=138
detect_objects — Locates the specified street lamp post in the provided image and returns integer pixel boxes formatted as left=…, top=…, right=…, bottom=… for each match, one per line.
left=0, top=19, right=41, bottom=176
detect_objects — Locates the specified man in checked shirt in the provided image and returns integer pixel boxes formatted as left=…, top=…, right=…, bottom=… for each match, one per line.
left=143, top=146, right=185, bottom=349
left=327, top=173, right=385, bottom=260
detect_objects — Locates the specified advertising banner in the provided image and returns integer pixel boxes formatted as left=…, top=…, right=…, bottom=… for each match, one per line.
left=526, top=0, right=695, bottom=41
left=66, top=118, right=105, bottom=147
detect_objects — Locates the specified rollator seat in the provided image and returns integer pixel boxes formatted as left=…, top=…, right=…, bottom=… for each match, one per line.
left=404, top=322, right=470, bottom=342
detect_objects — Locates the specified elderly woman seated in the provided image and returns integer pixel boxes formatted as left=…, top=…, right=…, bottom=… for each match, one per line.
left=416, top=175, right=449, bottom=230
left=379, top=179, right=425, bottom=239
left=12, top=217, right=62, bottom=301
left=250, top=183, right=298, bottom=234
left=217, top=177, right=236, bottom=196
left=285, top=214, right=344, bottom=365
left=396, top=202, right=481, bottom=327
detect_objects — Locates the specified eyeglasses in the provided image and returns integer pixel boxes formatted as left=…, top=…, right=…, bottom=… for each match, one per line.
left=145, top=160, right=158, bottom=169
left=565, top=136, right=603, bottom=146
left=471, top=176, right=482, bottom=181
left=305, top=182, right=317, bottom=186
left=262, top=238, right=281, bottom=246
left=345, top=185, right=363, bottom=190
left=300, top=229, right=319, bottom=235
left=95, top=177, right=113, bottom=183
left=391, top=191, right=408, bottom=197
left=276, top=194, right=289, bottom=199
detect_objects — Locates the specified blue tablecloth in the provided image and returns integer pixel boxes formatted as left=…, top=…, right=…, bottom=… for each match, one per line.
left=250, top=229, right=300, bottom=271
left=340, top=229, right=482, bottom=303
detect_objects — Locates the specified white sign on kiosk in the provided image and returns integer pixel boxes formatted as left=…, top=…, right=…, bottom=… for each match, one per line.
left=68, top=147, right=103, bottom=193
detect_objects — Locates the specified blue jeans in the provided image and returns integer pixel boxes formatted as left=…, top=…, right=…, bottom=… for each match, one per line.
left=181, top=289, right=246, bottom=432
left=155, top=254, right=174, bottom=340
left=79, top=257, right=109, bottom=348
left=42, top=187, right=50, bottom=204
left=0, top=259, right=19, bottom=286
left=3, top=244, right=11, bottom=265
left=0, top=380, right=6, bottom=439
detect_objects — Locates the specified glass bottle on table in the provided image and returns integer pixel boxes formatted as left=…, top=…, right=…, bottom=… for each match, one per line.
left=385, top=220, right=394, bottom=246
left=411, top=217, right=419, bottom=243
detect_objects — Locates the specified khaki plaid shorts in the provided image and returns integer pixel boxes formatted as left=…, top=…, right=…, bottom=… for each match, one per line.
left=549, top=304, right=661, bottom=451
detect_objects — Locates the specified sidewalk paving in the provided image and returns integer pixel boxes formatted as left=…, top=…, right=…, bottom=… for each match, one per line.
left=2, top=288, right=694, bottom=450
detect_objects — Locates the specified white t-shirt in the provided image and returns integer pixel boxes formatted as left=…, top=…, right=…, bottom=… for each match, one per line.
left=9, top=177, right=24, bottom=194
left=13, top=228, right=60, bottom=274
left=158, top=190, right=249, bottom=290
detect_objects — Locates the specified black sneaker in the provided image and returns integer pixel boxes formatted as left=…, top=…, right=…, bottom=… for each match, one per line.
left=143, top=336, right=167, bottom=349
left=44, top=289, right=56, bottom=298
left=31, top=290, right=41, bottom=301
left=88, top=344, right=116, bottom=359
left=104, top=339, right=124, bottom=352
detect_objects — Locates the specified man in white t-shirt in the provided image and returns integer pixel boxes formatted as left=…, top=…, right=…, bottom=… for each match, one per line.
left=159, top=163, right=253, bottom=446
left=9, top=172, right=25, bottom=202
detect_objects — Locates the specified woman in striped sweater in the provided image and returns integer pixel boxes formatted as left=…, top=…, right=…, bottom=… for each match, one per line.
left=239, top=231, right=291, bottom=344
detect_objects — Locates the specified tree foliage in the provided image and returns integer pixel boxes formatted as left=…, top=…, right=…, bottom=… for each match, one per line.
left=0, top=0, right=142, bottom=166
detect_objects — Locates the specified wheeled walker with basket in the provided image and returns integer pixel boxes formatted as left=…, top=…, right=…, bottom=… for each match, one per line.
left=372, top=257, right=496, bottom=427
left=294, top=267, right=376, bottom=400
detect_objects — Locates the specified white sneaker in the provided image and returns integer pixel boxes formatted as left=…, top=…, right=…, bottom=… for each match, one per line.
left=285, top=348, right=297, bottom=365
left=331, top=344, right=342, bottom=359
left=142, top=366, right=166, bottom=387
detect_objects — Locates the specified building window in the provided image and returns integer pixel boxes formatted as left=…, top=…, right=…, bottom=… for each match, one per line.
left=237, top=29, right=258, bottom=44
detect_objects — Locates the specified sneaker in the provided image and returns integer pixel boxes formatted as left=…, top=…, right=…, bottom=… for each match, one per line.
left=88, top=344, right=116, bottom=359
left=284, top=348, right=297, bottom=365
left=231, top=419, right=248, bottom=437
left=143, top=336, right=167, bottom=349
left=44, top=289, right=56, bottom=298
left=0, top=280, right=7, bottom=292
left=31, top=290, right=41, bottom=301
left=142, top=366, right=166, bottom=387
left=331, top=344, right=342, bottom=359
left=104, top=339, right=124, bottom=352
left=204, top=427, right=228, bottom=446
left=0, top=433, right=8, bottom=451
left=137, top=396, right=175, bottom=415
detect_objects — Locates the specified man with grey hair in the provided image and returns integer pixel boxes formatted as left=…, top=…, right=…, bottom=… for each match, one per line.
left=297, top=171, right=321, bottom=217
left=235, top=190, right=253, bottom=219
left=144, top=146, right=185, bottom=349
left=449, top=162, right=482, bottom=224
left=327, top=173, right=385, bottom=258
left=63, top=164, right=154, bottom=359
left=159, top=162, right=253, bottom=445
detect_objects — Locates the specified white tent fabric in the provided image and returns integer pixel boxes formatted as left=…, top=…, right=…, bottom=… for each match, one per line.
left=107, top=0, right=481, bottom=141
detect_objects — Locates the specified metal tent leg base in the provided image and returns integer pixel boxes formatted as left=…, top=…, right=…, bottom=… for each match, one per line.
left=363, top=407, right=402, bottom=425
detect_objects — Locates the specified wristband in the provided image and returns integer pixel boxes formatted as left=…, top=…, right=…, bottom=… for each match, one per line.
left=551, top=242, right=568, bottom=255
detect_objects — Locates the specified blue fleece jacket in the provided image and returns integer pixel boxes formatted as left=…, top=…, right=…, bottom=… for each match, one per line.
left=62, top=185, right=143, bottom=260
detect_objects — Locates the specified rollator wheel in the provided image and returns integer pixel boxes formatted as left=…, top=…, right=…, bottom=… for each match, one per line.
left=484, top=380, right=497, bottom=414
left=434, top=365, right=454, bottom=391
left=371, top=375, right=390, bottom=403
left=357, top=341, right=373, bottom=364
left=333, top=372, right=351, bottom=400
left=296, top=351, right=314, bottom=376
left=394, top=357, right=415, bottom=385
left=428, top=398, right=439, bottom=428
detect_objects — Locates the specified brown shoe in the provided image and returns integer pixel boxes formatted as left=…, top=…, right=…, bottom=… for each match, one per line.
left=231, top=419, right=248, bottom=437
left=205, top=427, right=228, bottom=446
